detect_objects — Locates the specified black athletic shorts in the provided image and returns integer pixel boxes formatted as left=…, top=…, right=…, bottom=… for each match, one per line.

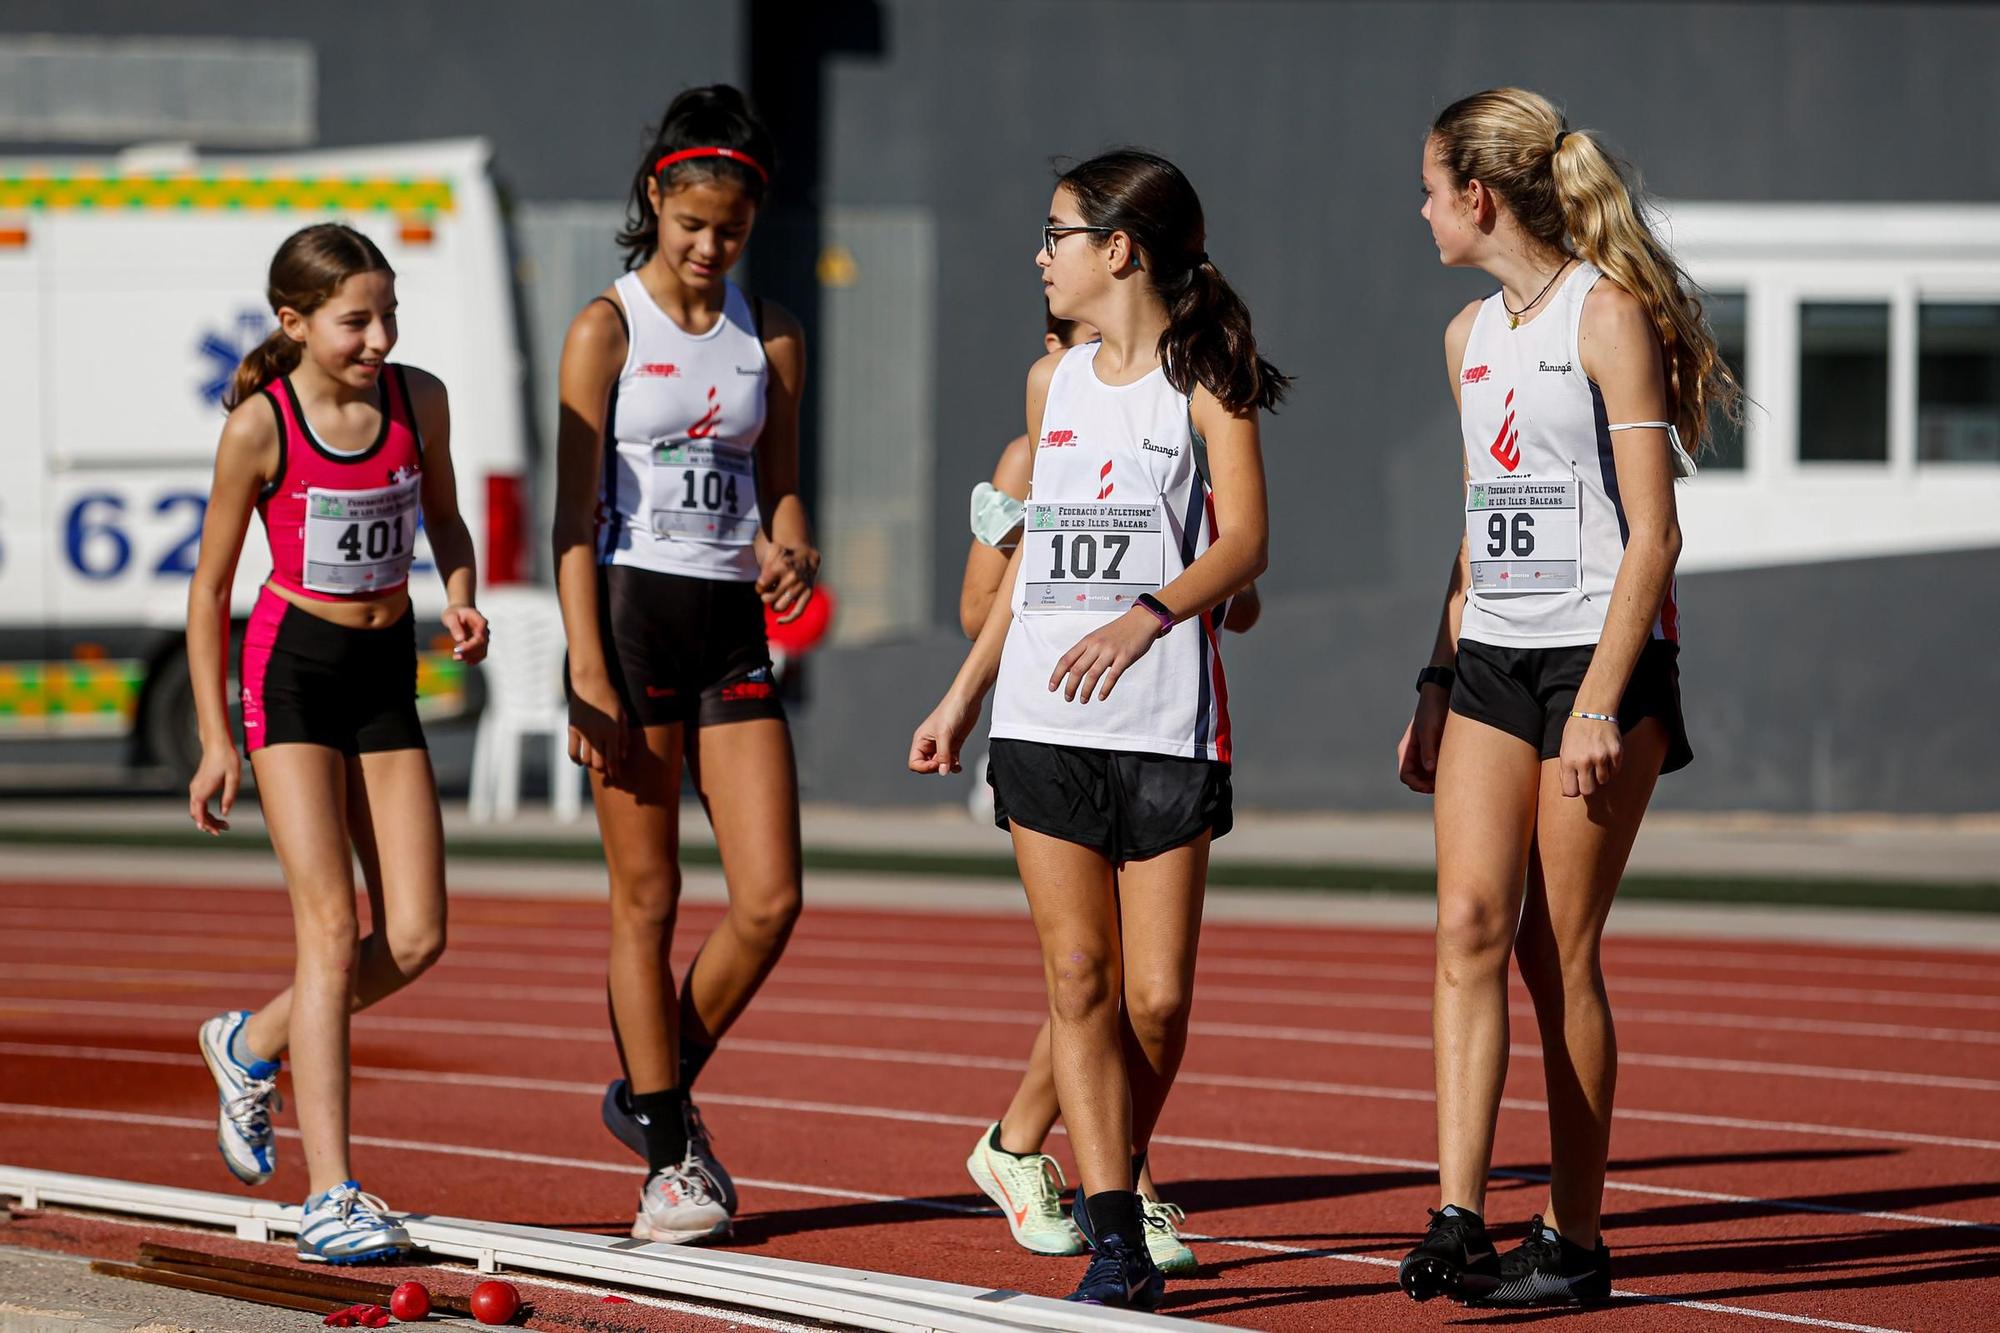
left=1449, top=637, right=1692, bottom=774
left=987, top=738, right=1232, bottom=863
left=574, top=563, right=784, bottom=729
left=240, top=586, right=426, bottom=756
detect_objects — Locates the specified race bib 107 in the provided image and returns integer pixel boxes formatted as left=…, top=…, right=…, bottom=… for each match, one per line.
left=1020, top=500, right=1166, bottom=614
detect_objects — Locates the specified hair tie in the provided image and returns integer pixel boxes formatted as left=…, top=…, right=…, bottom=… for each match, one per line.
left=1553, top=130, right=1570, bottom=153
left=1191, top=250, right=1209, bottom=268
left=655, top=146, right=769, bottom=184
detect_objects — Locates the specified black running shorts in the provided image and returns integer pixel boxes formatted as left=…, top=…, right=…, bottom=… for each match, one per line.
left=986, top=738, right=1232, bottom=863
left=576, top=563, right=784, bottom=729
left=240, top=586, right=426, bottom=756
left=1449, top=637, right=1692, bottom=774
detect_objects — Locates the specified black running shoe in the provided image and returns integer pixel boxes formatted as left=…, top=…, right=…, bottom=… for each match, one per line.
left=1481, top=1216, right=1611, bottom=1307
left=602, top=1078, right=646, bottom=1161
left=1065, top=1232, right=1165, bottom=1309
left=1398, top=1205, right=1500, bottom=1303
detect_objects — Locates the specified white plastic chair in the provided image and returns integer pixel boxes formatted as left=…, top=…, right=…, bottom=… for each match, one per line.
left=468, top=586, right=584, bottom=823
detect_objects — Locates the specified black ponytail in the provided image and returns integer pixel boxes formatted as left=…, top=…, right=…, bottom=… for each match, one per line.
left=1058, top=149, right=1288, bottom=415
left=617, top=84, right=776, bottom=269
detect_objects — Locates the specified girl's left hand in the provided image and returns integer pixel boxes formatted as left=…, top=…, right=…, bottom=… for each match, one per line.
left=757, top=542, right=821, bottom=623
left=1559, top=714, right=1622, bottom=798
left=1050, top=608, right=1162, bottom=703
left=443, top=603, right=490, bottom=665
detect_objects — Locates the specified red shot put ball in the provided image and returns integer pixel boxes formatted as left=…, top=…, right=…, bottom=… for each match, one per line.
left=470, top=1279, right=521, bottom=1325
left=389, top=1281, right=431, bottom=1321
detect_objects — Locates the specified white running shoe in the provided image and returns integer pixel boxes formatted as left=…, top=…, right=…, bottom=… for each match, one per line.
left=295, top=1181, right=410, bottom=1265
left=197, top=1011, right=281, bottom=1186
left=1143, top=1198, right=1198, bottom=1275
left=681, top=1100, right=738, bottom=1215
left=632, top=1163, right=731, bottom=1245
left=964, top=1122, right=1087, bottom=1256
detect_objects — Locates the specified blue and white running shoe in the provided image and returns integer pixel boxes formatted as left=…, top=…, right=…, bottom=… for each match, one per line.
left=296, top=1181, right=411, bottom=1265
left=197, top=1011, right=281, bottom=1186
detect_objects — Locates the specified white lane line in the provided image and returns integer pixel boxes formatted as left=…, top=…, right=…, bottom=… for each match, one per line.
left=14, top=1034, right=1995, bottom=1155
left=8, top=920, right=1998, bottom=1014
left=6, top=894, right=1993, bottom=986
left=0, top=1102, right=1930, bottom=1332
left=4, top=1046, right=1996, bottom=1235
left=7, top=993, right=1997, bottom=1097
left=12, top=956, right=1992, bottom=1049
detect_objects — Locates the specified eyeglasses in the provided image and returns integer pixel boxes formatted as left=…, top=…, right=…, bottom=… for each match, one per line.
left=1042, top=224, right=1114, bottom=258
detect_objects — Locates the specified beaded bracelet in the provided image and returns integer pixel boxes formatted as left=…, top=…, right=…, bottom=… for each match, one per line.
left=1569, top=709, right=1618, bottom=724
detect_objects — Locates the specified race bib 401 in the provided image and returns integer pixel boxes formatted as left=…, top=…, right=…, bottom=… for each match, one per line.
left=303, top=476, right=420, bottom=595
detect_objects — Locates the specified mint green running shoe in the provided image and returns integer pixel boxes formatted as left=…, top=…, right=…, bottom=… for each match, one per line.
left=1143, top=1198, right=1198, bottom=1275
left=964, top=1123, right=1086, bottom=1256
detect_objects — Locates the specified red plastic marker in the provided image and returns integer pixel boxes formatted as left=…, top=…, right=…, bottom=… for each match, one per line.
left=470, top=1279, right=521, bottom=1325
left=389, top=1282, right=431, bottom=1321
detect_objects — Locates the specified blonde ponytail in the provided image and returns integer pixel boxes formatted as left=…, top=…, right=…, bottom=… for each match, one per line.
left=1431, top=89, right=1740, bottom=452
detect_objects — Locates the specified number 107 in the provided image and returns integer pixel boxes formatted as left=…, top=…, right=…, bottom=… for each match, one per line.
left=1047, top=532, right=1130, bottom=580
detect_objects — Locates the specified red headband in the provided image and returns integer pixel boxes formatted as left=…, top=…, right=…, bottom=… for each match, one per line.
left=655, top=146, right=769, bottom=184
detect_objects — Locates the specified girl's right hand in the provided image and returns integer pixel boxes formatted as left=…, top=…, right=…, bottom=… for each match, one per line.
left=567, top=670, right=628, bottom=784
left=189, top=743, right=241, bottom=835
left=1397, top=685, right=1451, bottom=794
left=909, top=692, right=978, bottom=776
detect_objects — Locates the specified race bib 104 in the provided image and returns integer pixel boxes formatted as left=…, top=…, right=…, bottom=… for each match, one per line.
left=1467, top=475, right=1580, bottom=595
left=650, top=441, right=759, bottom=545
left=1020, top=500, right=1166, bottom=614
left=302, top=476, right=420, bottom=595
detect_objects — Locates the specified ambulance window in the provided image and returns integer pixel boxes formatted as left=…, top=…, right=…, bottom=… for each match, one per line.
left=1918, top=302, right=2000, bottom=464
left=1798, top=302, right=1890, bottom=463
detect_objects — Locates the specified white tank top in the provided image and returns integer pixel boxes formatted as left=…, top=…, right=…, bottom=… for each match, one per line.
left=597, top=272, right=769, bottom=582
left=990, top=343, right=1231, bottom=762
left=1456, top=261, right=1680, bottom=648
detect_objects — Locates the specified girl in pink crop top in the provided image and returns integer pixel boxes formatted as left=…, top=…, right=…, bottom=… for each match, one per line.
left=180, top=222, right=488, bottom=1265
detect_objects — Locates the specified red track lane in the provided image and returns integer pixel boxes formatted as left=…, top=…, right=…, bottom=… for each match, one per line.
left=3, top=880, right=1998, bottom=1331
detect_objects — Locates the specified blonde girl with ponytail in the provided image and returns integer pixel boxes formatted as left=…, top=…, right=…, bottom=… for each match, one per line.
left=1394, top=89, right=1735, bottom=1308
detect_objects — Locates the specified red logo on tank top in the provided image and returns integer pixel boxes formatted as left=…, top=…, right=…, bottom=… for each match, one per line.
left=1489, top=389, right=1522, bottom=471
left=1462, top=364, right=1491, bottom=385
left=688, top=386, right=722, bottom=439
left=637, top=363, right=682, bottom=378
left=1097, top=460, right=1114, bottom=500
left=1042, top=429, right=1077, bottom=447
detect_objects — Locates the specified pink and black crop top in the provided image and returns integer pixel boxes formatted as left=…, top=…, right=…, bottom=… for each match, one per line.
left=255, top=367, right=424, bottom=601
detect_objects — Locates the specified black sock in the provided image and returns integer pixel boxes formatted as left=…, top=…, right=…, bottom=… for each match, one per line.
left=1086, top=1189, right=1146, bottom=1249
left=629, top=1088, right=689, bottom=1174
left=988, top=1123, right=1032, bottom=1161
left=1131, top=1149, right=1148, bottom=1185
left=678, top=1037, right=716, bottom=1092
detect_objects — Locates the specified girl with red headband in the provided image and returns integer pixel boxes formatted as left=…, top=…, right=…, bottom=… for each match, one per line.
left=553, top=84, right=815, bottom=1245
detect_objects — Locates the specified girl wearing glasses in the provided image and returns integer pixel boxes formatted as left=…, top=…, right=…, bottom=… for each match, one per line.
left=911, top=149, right=1283, bottom=1309
left=959, top=313, right=1262, bottom=1277
left=553, top=84, right=816, bottom=1246
left=1396, top=88, right=1727, bottom=1306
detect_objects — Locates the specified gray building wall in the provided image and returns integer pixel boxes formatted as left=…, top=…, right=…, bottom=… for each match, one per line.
left=783, top=0, right=2000, bottom=814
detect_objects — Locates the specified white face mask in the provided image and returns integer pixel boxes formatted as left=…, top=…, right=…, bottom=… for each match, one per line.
left=969, top=481, right=1025, bottom=548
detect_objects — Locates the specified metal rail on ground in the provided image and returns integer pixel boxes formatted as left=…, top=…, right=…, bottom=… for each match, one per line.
left=0, top=1165, right=1186, bottom=1332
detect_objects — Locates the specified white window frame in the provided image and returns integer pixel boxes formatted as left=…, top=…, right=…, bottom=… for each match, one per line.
left=1655, top=203, right=2000, bottom=572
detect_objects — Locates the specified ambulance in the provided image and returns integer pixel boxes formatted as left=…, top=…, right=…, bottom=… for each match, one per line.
left=0, top=139, right=529, bottom=776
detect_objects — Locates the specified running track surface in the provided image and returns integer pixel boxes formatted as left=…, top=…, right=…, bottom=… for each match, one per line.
left=2, top=876, right=1997, bottom=1332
